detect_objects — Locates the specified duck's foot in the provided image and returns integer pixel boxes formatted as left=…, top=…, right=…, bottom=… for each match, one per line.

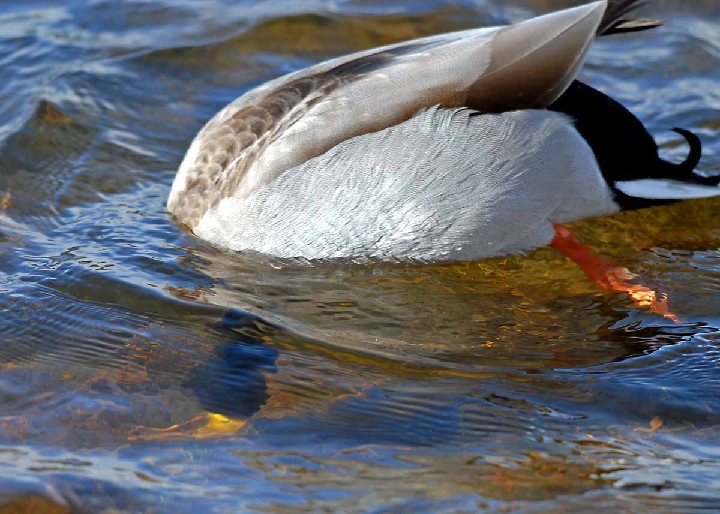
left=549, top=224, right=679, bottom=322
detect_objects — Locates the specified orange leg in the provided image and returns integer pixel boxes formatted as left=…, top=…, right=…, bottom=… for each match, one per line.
left=549, top=224, right=678, bottom=322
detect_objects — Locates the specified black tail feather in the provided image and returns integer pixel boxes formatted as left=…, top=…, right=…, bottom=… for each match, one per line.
left=663, top=128, right=720, bottom=186
left=549, top=81, right=719, bottom=210
left=599, top=0, right=662, bottom=36
left=599, top=0, right=648, bottom=33
left=603, top=18, right=664, bottom=35
left=671, top=128, right=702, bottom=175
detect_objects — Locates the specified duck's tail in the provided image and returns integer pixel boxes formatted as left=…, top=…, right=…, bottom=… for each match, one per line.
left=660, top=129, right=719, bottom=186
left=599, top=0, right=663, bottom=36
left=550, top=80, right=720, bottom=208
left=613, top=128, right=720, bottom=205
left=614, top=129, right=720, bottom=203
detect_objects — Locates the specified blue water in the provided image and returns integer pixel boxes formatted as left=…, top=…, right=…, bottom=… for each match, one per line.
left=0, top=1, right=719, bottom=512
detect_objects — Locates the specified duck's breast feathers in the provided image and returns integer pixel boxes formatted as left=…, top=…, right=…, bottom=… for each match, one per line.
left=168, top=1, right=610, bottom=228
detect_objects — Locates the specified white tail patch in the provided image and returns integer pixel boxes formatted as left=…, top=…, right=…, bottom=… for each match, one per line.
left=615, top=179, right=720, bottom=200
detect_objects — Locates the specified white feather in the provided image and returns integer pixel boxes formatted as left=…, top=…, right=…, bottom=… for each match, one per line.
left=196, top=108, right=619, bottom=261
left=615, top=179, right=720, bottom=200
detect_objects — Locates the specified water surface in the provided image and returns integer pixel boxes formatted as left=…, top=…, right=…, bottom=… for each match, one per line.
left=0, top=0, right=719, bottom=512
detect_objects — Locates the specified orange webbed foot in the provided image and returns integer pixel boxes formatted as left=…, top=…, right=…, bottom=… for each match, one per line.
left=549, top=224, right=680, bottom=322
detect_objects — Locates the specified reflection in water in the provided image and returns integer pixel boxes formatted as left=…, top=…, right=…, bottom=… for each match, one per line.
left=0, top=0, right=719, bottom=512
left=187, top=309, right=279, bottom=418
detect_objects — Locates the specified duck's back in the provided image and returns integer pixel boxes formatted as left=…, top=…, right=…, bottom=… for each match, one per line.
left=167, top=2, right=611, bottom=232
left=195, top=108, right=618, bottom=261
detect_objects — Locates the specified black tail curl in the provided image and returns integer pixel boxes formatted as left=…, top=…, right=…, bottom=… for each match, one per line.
left=662, top=128, right=719, bottom=186
left=672, top=128, right=702, bottom=172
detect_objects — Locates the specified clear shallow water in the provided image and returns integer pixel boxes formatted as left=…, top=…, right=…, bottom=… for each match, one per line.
left=0, top=0, right=719, bottom=512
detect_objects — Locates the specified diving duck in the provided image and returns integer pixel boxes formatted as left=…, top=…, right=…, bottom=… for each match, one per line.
left=168, top=0, right=719, bottom=271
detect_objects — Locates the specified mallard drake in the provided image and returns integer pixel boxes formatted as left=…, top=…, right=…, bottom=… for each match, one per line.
left=168, top=0, right=719, bottom=264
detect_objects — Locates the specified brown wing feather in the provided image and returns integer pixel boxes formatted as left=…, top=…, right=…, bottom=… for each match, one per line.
left=168, top=75, right=344, bottom=227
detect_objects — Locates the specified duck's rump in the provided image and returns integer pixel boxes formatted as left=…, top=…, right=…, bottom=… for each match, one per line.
left=194, top=108, right=618, bottom=261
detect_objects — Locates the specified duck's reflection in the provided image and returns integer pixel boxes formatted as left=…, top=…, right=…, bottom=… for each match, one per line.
left=186, top=309, right=279, bottom=419
left=172, top=226, right=720, bottom=438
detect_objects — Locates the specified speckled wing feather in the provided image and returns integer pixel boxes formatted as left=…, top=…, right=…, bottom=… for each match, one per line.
left=168, top=1, right=612, bottom=229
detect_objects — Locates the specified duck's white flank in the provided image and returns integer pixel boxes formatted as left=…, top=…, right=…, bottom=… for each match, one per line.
left=196, top=108, right=619, bottom=261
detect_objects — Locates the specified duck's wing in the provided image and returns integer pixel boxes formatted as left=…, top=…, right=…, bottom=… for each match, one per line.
left=168, top=1, right=636, bottom=229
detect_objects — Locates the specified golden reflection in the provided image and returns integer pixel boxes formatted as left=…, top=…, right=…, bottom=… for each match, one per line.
left=128, top=413, right=247, bottom=442
left=145, top=9, right=472, bottom=69
left=36, top=101, right=72, bottom=126
left=481, top=453, right=610, bottom=501
left=634, top=416, right=663, bottom=434
left=0, top=495, right=70, bottom=514
left=0, top=191, right=10, bottom=213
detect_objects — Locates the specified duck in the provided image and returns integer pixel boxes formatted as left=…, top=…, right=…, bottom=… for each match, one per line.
left=168, top=0, right=719, bottom=267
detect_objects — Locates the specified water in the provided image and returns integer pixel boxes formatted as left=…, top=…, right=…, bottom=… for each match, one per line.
left=0, top=0, right=719, bottom=512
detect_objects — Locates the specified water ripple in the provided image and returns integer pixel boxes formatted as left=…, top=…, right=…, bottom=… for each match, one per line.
left=0, top=0, right=719, bottom=512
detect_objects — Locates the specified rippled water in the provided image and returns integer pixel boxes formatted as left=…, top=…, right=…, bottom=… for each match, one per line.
left=0, top=0, right=719, bottom=512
